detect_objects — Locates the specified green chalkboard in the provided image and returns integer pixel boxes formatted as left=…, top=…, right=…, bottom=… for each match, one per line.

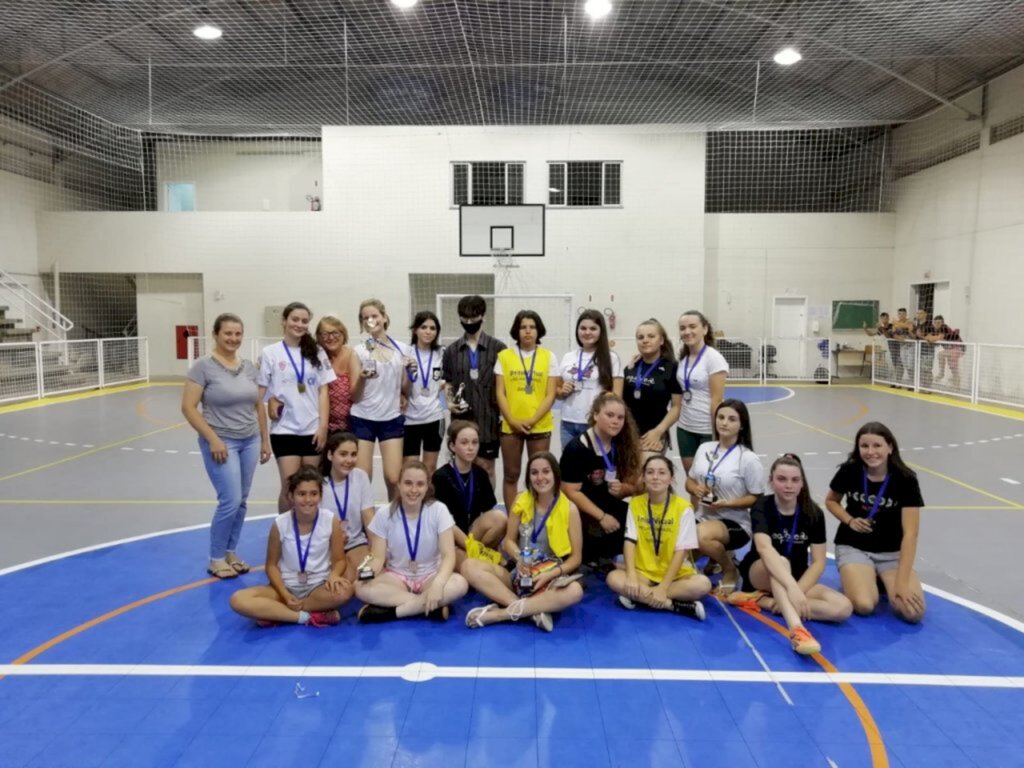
left=832, top=300, right=879, bottom=330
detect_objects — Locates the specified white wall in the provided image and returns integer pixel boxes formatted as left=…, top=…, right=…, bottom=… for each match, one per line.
left=892, top=64, right=1024, bottom=344
left=135, top=274, right=204, bottom=378
left=156, top=140, right=322, bottom=212
left=39, top=126, right=708, bottom=372
left=704, top=214, right=896, bottom=340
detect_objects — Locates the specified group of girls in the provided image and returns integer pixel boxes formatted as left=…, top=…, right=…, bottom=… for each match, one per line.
left=188, top=304, right=927, bottom=656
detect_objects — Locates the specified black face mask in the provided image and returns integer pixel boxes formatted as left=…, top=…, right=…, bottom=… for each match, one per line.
left=461, top=320, right=483, bottom=335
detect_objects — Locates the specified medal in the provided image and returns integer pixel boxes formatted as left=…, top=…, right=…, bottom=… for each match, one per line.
left=297, top=572, right=308, bottom=585
left=291, top=508, right=318, bottom=584
left=470, top=368, right=479, bottom=380
left=399, top=502, right=423, bottom=572
left=415, top=347, right=434, bottom=390
left=682, top=389, right=692, bottom=402
left=524, top=384, right=534, bottom=394
left=681, top=345, right=707, bottom=405
left=282, top=342, right=306, bottom=395
left=468, top=346, right=480, bottom=380
left=518, top=346, right=538, bottom=396
left=633, top=389, right=641, bottom=400
left=632, top=358, right=658, bottom=401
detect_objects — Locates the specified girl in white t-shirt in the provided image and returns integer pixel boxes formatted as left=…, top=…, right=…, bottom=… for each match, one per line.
left=355, top=460, right=469, bottom=623
left=321, top=431, right=376, bottom=580
left=403, top=311, right=447, bottom=476
left=556, top=309, right=624, bottom=449
left=258, top=302, right=336, bottom=512
left=229, top=466, right=352, bottom=627
left=685, top=399, right=766, bottom=594
left=675, top=310, right=728, bottom=473
left=347, top=298, right=415, bottom=500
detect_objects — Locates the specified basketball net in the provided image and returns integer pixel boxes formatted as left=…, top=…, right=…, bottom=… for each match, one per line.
left=492, top=247, right=519, bottom=292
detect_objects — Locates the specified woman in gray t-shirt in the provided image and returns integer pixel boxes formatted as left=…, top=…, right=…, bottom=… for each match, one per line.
left=182, top=313, right=270, bottom=579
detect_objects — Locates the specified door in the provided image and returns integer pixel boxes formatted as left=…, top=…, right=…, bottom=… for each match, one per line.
left=772, top=296, right=808, bottom=378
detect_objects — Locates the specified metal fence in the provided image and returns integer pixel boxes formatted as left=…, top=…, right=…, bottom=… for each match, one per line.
left=871, top=339, right=1024, bottom=409
left=0, top=337, right=149, bottom=404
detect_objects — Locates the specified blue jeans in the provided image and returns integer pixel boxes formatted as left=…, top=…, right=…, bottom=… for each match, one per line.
left=559, top=420, right=588, bottom=449
left=199, top=434, right=260, bottom=560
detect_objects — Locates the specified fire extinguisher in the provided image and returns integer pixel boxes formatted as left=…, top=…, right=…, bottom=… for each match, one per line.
left=604, top=307, right=616, bottom=330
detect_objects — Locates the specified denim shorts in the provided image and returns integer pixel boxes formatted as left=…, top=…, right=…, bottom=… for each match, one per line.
left=349, top=413, right=405, bottom=442
left=835, top=544, right=900, bottom=574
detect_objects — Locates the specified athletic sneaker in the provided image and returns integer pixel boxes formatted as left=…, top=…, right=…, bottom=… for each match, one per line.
left=790, top=626, right=821, bottom=656
left=532, top=612, right=554, bottom=632
left=672, top=600, right=706, bottom=622
left=726, top=590, right=766, bottom=611
left=308, top=610, right=341, bottom=628
left=617, top=595, right=637, bottom=610
left=357, top=604, right=397, bottom=624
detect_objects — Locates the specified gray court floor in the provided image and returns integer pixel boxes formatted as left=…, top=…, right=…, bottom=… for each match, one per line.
left=1, top=383, right=1022, bottom=620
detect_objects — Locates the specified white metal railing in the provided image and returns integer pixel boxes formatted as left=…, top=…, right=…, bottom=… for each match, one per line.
left=0, top=268, right=74, bottom=342
left=870, top=339, right=1024, bottom=409
left=0, top=337, right=149, bottom=404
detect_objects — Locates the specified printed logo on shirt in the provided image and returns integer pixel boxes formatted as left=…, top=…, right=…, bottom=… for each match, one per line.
left=278, top=361, right=287, bottom=370
left=771, top=530, right=808, bottom=548
left=849, top=491, right=897, bottom=512
left=432, top=366, right=442, bottom=381
left=587, top=468, right=607, bottom=485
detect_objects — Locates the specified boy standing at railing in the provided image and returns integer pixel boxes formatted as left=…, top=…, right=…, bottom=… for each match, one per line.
left=927, top=316, right=963, bottom=390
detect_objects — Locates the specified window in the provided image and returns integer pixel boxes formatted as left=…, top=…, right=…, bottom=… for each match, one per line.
left=451, top=162, right=524, bottom=206
left=165, top=182, right=196, bottom=212
left=548, top=161, right=621, bottom=207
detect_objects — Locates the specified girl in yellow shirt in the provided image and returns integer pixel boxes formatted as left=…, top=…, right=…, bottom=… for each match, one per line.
left=606, top=455, right=712, bottom=620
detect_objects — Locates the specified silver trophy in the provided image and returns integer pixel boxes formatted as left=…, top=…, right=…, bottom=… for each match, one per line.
left=357, top=553, right=375, bottom=581
left=451, top=382, right=468, bottom=412
left=702, top=472, right=717, bottom=504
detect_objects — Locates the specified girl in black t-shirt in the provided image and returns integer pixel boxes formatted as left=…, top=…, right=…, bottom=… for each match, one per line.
left=825, top=421, right=926, bottom=623
left=560, top=392, right=641, bottom=565
left=432, top=421, right=506, bottom=558
left=622, top=319, right=681, bottom=460
left=729, top=455, right=852, bottom=656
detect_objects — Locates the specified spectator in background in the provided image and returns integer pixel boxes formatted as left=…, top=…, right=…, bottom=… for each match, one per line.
left=315, top=315, right=354, bottom=433
left=891, top=308, right=915, bottom=387
left=927, top=316, right=964, bottom=390
left=863, top=312, right=903, bottom=388
left=914, top=309, right=936, bottom=389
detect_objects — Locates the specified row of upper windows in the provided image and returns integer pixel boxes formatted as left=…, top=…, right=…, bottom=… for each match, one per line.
left=451, top=161, right=622, bottom=208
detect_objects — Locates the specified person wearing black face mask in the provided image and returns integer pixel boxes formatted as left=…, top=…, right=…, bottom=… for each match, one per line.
left=441, top=295, right=507, bottom=487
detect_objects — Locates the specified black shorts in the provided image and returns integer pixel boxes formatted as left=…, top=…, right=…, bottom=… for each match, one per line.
left=701, top=518, right=750, bottom=551
left=403, top=420, right=445, bottom=455
left=739, top=550, right=807, bottom=592
left=478, top=440, right=500, bottom=461
left=270, top=433, right=320, bottom=458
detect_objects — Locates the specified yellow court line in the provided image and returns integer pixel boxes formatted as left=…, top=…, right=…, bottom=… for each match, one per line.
left=734, top=603, right=888, bottom=768
left=0, top=382, right=180, bottom=415
left=863, top=384, right=1024, bottom=422
left=0, top=422, right=186, bottom=484
left=771, top=411, right=1024, bottom=509
left=0, top=499, right=278, bottom=505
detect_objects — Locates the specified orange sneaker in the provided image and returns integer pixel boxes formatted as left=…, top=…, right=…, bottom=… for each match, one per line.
left=789, top=626, right=821, bottom=656
left=726, top=590, right=766, bottom=610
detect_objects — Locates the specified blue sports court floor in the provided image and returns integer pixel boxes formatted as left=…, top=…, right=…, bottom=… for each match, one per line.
left=1, top=382, right=1023, bottom=767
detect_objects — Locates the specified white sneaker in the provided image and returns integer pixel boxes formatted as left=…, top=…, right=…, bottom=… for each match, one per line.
left=617, top=595, right=637, bottom=610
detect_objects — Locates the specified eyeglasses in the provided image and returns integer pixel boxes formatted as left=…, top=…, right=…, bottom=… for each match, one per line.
left=319, top=331, right=343, bottom=341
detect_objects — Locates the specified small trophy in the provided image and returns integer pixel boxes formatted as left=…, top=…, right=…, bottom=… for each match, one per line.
left=519, top=546, right=534, bottom=590
left=702, top=472, right=717, bottom=504
left=604, top=468, right=617, bottom=484
left=357, top=554, right=375, bottom=581
left=363, top=339, right=378, bottom=378
left=451, top=382, right=468, bottom=412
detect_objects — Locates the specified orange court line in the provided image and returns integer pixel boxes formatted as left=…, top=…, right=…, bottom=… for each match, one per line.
left=734, top=603, right=889, bottom=768
left=2, top=567, right=265, bottom=672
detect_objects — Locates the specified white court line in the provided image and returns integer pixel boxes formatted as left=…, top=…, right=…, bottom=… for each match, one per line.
left=2, top=663, right=1024, bottom=689
left=1001, top=478, right=1021, bottom=486
left=740, top=387, right=796, bottom=405
left=712, top=598, right=794, bottom=705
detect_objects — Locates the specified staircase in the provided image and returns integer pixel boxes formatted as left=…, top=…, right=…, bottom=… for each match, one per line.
left=0, top=304, right=36, bottom=343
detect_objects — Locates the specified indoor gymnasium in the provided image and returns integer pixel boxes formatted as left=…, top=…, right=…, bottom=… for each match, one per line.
left=2, top=2, right=1024, bottom=767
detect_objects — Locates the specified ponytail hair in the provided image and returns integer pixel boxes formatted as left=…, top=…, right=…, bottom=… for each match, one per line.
left=769, top=453, right=819, bottom=521
left=281, top=302, right=321, bottom=369
left=678, top=310, right=716, bottom=359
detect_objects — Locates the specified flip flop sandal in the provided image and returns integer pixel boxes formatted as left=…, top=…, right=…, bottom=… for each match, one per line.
left=226, top=557, right=251, bottom=574
left=207, top=562, right=238, bottom=580
left=466, top=603, right=498, bottom=628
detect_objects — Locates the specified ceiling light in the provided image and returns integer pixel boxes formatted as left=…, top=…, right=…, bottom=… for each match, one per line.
left=193, top=24, right=222, bottom=40
left=548, top=187, right=562, bottom=193
left=390, top=0, right=419, bottom=9
left=584, top=0, right=612, bottom=20
left=773, top=46, right=802, bottom=66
